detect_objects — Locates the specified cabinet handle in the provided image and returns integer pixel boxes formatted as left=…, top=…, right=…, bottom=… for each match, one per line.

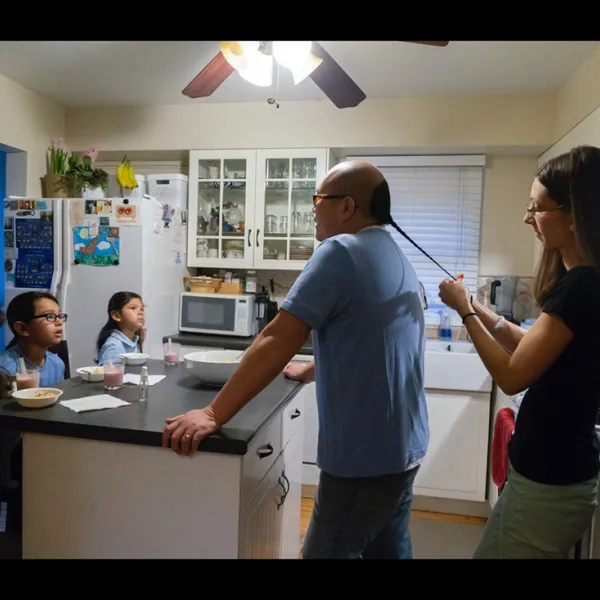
left=256, top=443, right=274, bottom=459
left=256, top=229, right=260, bottom=246
left=290, top=408, right=301, bottom=420
left=276, top=477, right=286, bottom=509
left=247, top=228, right=252, bottom=247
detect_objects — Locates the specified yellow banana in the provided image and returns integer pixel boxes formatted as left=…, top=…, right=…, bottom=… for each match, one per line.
left=126, top=162, right=139, bottom=189
left=116, top=156, right=131, bottom=188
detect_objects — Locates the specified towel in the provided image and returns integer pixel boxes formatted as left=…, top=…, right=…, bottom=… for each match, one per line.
left=491, top=407, right=515, bottom=495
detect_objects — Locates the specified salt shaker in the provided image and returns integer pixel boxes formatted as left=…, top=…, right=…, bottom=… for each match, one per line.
left=138, top=366, right=149, bottom=402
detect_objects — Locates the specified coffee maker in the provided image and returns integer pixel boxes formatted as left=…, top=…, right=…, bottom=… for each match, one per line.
left=489, top=277, right=519, bottom=324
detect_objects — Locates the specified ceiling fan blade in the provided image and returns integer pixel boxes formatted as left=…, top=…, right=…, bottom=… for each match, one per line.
left=309, top=42, right=366, bottom=109
left=400, top=41, right=449, bottom=47
left=182, top=51, right=234, bottom=98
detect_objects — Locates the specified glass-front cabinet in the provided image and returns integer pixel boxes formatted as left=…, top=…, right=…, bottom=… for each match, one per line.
left=187, top=148, right=327, bottom=270
left=187, top=150, right=257, bottom=270
left=254, top=149, right=326, bottom=269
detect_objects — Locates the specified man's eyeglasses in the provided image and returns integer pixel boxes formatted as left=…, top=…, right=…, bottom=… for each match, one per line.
left=30, top=313, right=68, bottom=323
left=312, top=193, right=349, bottom=206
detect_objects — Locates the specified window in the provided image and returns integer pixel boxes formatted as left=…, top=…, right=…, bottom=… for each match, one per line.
left=348, top=155, right=485, bottom=311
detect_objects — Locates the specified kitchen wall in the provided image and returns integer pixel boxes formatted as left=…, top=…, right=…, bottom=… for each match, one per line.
left=65, top=94, right=550, bottom=305
left=0, top=73, right=65, bottom=196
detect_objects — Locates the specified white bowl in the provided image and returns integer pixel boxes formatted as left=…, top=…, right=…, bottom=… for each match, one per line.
left=184, top=349, right=243, bottom=386
left=12, top=387, right=63, bottom=409
left=118, top=353, right=149, bottom=366
left=76, top=366, right=104, bottom=382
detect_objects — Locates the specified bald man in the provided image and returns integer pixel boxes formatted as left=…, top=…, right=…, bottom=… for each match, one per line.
left=162, top=161, right=429, bottom=559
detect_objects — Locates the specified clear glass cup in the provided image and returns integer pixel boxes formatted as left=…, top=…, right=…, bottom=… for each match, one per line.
left=16, top=369, right=40, bottom=390
left=163, top=342, right=180, bottom=366
left=104, top=361, right=125, bottom=390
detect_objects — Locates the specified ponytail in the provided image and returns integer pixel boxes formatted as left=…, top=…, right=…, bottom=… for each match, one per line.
left=370, top=179, right=456, bottom=281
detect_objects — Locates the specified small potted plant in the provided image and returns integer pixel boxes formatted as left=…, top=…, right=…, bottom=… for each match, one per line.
left=59, top=148, right=109, bottom=198
left=45, top=139, right=70, bottom=197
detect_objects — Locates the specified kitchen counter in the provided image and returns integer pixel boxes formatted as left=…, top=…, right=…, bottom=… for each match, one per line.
left=1, top=359, right=306, bottom=558
left=163, top=332, right=314, bottom=356
left=0, top=359, right=302, bottom=456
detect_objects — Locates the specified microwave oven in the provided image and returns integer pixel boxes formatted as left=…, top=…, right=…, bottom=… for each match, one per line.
left=179, top=292, right=257, bottom=337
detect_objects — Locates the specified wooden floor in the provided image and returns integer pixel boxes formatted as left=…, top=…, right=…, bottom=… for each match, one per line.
left=299, top=496, right=486, bottom=554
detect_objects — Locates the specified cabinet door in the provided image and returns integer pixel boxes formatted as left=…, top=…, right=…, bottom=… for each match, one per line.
left=187, top=150, right=257, bottom=269
left=238, top=453, right=286, bottom=559
left=281, top=413, right=305, bottom=559
left=413, top=391, right=491, bottom=502
left=254, top=149, right=327, bottom=270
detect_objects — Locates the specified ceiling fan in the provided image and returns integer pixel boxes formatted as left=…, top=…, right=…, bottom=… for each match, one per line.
left=182, top=41, right=449, bottom=110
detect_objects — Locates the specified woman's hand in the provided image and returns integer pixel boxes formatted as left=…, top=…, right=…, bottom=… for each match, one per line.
left=162, top=407, right=221, bottom=456
left=438, top=273, right=472, bottom=316
left=138, top=327, right=147, bottom=346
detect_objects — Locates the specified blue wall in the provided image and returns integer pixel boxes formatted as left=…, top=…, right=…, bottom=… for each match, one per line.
left=0, top=151, right=5, bottom=350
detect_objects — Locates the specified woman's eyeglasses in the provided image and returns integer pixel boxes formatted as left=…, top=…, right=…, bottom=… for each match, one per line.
left=525, top=203, right=565, bottom=215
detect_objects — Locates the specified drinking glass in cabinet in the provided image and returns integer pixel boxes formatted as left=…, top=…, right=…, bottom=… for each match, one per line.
left=291, top=182, right=315, bottom=235
left=197, top=182, right=220, bottom=235
left=224, top=159, right=247, bottom=180
left=266, top=158, right=289, bottom=179
left=264, top=181, right=289, bottom=229
left=292, top=158, right=317, bottom=180
left=222, top=183, right=246, bottom=236
left=198, top=159, right=221, bottom=179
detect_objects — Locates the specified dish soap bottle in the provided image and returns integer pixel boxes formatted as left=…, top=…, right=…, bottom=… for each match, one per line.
left=439, top=307, right=453, bottom=343
left=138, top=366, right=149, bottom=402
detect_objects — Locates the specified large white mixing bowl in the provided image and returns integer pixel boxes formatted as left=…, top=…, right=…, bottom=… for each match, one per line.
left=184, top=349, right=243, bottom=386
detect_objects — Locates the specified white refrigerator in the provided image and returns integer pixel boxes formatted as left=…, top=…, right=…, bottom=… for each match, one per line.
left=3, top=193, right=190, bottom=371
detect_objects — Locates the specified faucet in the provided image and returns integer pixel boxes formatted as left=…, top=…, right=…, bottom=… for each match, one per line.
left=418, top=281, right=428, bottom=310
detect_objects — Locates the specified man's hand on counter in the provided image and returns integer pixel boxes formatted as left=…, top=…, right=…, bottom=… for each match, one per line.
left=162, top=309, right=311, bottom=456
left=283, top=361, right=315, bottom=383
left=162, top=407, right=220, bottom=455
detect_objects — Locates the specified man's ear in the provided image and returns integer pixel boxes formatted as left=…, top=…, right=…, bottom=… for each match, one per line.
left=13, top=321, right=29, bottom=337
left=343, top=196, right=357, bottom=218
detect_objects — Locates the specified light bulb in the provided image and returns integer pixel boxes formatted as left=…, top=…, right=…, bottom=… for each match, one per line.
left=272, top=41, right=312, bottom=68
left=238, top=52, right=273, bottom=87
left=288, top=53, right=323, bottom=84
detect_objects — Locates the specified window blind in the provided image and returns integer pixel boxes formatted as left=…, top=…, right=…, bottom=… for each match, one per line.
left=380, top=165, right=484, bottom=311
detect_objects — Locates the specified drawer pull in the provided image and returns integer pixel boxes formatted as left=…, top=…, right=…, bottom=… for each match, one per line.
left=256, top=443, right=274, bottom=459
left=290, top=409, right=301, bottom=420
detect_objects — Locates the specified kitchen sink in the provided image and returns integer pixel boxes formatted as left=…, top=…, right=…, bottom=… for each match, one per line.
left=426, top=340, right=476, bottom=354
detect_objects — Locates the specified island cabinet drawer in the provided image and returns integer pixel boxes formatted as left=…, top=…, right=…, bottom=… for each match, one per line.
left=241, top=411, right=283, bottom=507
left=282, top=388, right=305, bottom=449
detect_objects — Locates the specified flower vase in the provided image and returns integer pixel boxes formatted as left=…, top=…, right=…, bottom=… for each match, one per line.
left=44, top=173, right=68, bottom=198
left=81, top=186, right=106, bottom=199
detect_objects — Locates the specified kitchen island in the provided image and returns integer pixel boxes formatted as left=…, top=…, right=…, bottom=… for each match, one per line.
left=0, top=360, right=306, bottom=559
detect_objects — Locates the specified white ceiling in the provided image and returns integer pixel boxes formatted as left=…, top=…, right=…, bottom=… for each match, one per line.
left=0, top=41, right=597, bottom=108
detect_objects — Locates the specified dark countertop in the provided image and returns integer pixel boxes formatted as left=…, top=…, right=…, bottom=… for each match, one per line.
left=0, top=360, right=302, bottom=456
left=163, top=332, right=314, bottom=356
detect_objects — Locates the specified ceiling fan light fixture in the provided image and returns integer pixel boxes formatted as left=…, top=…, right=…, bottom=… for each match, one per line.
left=238, top=51, right=274, bottom=87
left=272, top=41, right=312, bottom=68
left=288, top=52, right=323, bottom=85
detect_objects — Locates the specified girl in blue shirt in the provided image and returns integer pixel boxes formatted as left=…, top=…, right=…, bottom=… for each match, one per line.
left=96, top=291, right=146, bottom=365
